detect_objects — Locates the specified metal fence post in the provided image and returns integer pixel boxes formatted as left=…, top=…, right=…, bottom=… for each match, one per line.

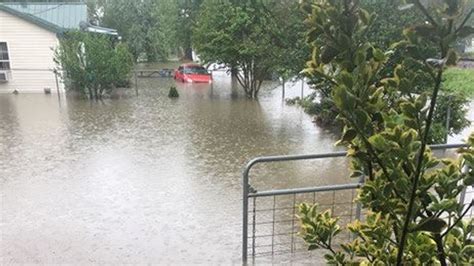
left=459, top=165, right=469, bottom=215
left=355, top=174, right=365, bottom=221
left=282, top=79, right=285, bottom=101
left=445, top=95, right=451, bottom=143
left=301, top=78, right=304, bottom=99
left=54, top=70, right=61, bottom=101
left=242, top=167, right=250, bottom=264
left=134, top=71, right=139, bottom=96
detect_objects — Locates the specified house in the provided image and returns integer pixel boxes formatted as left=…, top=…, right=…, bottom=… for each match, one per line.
left=0, top=2, right=117, bottom=93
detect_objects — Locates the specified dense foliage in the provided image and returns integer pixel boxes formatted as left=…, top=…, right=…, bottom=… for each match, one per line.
left=298, top=0, right=474, bottom=264
left=193, top=0, right=307, bottom=98
left=54, top=32, right=133, bottom=100
left=300, top=0, right=471, bottom=143
left=176, top=0, right=203, bottom=61
left=98, top=0, right=179, bottom=62
left=88, top=0, right=203, bottom=62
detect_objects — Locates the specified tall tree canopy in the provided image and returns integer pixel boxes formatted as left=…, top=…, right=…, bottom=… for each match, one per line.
left=100, top=0, right=179, bottom=62
left=193, top=0, right=307, bottom=98
left=176, top=0, right=203, bottom=60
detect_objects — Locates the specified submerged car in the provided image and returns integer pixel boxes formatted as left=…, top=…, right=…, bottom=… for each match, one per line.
left=174, top=63, right=212, bottom=83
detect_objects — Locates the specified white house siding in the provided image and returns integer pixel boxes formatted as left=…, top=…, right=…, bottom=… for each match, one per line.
left=0, top=9, right=63, bottom=93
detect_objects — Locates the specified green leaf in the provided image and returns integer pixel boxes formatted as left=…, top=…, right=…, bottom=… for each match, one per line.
left=355, top=49, right=366, bottom=65
left=339, top=72, right=353, bottom=88
left=400, top=102, right=417, bottom=118
left=415, top=218, right=447, bottom=233
left=464, top=174, right=474, bottom=186
left=368, top=134, right=386, bottom=151
left=350, top=170, right=364, bottom=178
left=415, top=94, right=427, bottom=110
left=359, top=8, right=370, bottom=25
left=372, top=112, right=384, bottom=126
left=341, top=128, right=357, bottom=143
left=429, top=198, right=458, bottom=212
left=373, top=48, right=385, bottom=62
left=321, top=46, right=339, bottom=64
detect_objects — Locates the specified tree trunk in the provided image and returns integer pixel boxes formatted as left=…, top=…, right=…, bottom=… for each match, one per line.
left=87, top=87, right=93, bottom=100
left=282, top=79, right=285, bottom=100
left=183, top=47, right=193, bottom=61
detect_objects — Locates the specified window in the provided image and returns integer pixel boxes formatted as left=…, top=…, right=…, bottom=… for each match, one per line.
left=0, top=42, right=11, bottom=70
left=184, top=66, right=208, bottom=75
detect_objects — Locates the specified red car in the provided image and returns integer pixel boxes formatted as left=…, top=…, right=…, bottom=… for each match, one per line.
left=174, top=63, right=212, bottom=83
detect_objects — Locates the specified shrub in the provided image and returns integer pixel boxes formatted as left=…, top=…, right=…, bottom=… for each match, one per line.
left=54, top=31, right=134, bottom=100
left=299, top=0, right=474, bottom=264
left=168, top=86, right=179, bottom=98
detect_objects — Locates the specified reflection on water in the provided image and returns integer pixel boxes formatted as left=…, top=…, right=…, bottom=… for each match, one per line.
left=0, top=70, right=472, bottom=264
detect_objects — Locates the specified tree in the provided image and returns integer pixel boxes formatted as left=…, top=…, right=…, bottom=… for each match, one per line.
left=193, top=0, right=307, bottom=98
left=298, top=0, right=474, bottom=264
left=54, top=32, right=133, bottom=100
left=100, top=0, right=179, bottom=62
left=176, top=0, right=203, bottom=60
left=269, top=0, right=309, bottom=81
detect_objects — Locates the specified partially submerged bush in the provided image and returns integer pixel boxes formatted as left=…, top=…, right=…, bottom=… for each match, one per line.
left=168, top=86, right=179, bottom=98
left=54, top=31, right=134, bottom=100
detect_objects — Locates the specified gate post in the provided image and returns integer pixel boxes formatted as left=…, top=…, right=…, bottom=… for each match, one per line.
left=458, top=165, right=469, bottom=215
left=355, top=174, right=365, bottom=221
left=242, top=167, right=250, bottom=264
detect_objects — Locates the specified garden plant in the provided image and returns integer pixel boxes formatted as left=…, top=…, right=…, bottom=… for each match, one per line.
left=298, top=0, right=474, bottom=264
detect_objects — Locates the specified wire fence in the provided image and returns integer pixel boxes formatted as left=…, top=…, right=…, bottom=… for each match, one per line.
left=247, top=184, right=359, bottom=258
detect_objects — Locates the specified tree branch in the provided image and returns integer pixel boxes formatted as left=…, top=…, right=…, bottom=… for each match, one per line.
left=456, top=8, right=474, bottom=33
left=343, top=111, right=408, bottom=203
left=413, top=0, right=438, bottom=28
left=433, top=233, right=447, bottom=266
left=397, top=67, right=445, bottom=266
left=441, top=201, right=473, bottom=238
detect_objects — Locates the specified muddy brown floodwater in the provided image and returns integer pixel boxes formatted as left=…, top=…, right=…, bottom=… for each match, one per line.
left=1, top=70, right=472, bottom=264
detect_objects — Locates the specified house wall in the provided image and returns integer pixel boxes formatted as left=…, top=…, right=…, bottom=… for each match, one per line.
left=0, top=9, right=63, bottom=93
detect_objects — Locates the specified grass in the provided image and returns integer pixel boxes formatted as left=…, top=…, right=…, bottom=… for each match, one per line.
left=442, top=67, right=474, bottom=97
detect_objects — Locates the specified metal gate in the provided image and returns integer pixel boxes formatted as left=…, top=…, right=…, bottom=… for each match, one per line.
left=242, top=143, right=471, bottom=263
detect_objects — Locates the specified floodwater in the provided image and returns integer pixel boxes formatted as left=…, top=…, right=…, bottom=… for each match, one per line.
left=0, top=70, right=472, bottom=264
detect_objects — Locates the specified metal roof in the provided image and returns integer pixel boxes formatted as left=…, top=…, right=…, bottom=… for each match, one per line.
left=0, top=2, right=87, bottom=33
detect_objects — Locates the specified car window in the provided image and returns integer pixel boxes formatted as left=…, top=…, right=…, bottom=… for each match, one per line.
left=183, top=66, right=208, bottom=74
left=178, top=66, right=183, bottom=72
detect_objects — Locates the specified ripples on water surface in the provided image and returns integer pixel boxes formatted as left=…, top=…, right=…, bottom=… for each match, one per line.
left=0, top=71, right=472, bottom=264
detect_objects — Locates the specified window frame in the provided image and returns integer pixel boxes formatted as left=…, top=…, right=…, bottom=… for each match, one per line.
left=0, top=42, right=11, bottom=71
